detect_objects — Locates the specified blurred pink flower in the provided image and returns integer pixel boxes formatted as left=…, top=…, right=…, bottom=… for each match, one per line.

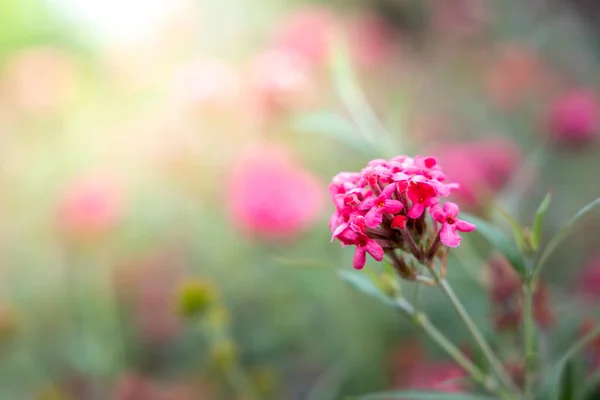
left=407, top=362, right=466, bottom=393
left=270, top=7, right=339, bottom=68
left=226, top=145, right=323, bottom=239
left=433, top=138, right=520, bottom=207
left=344, top=13, right=395, bottom=70
left=249, top=48, right=315, bottom=115
left=575, top=254, right=600, bottom=299
left=484, top=45, right=547, bottom=110
left=547, top=89, right=600, bottom=145
left=1, top=46, right=79, bottom=113
left=57, top=175, right=124, bottom=240
left=389, top=342, right=466, bottom=393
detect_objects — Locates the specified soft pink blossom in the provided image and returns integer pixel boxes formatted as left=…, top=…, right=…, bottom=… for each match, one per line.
left=432, top=138, right=520, bottom=207
left=548, top=89, right=600, bottom=145
left=430, top=202, right=476, bottom=247
left=57, top=175, right=124, bottom=240
left=575, top=254, right=600, bottom=299
left=227, top=146, right=323, bottom=239
left=407, top=362, right=466, bottom=393
left=270, top=7, right=339, bottom=68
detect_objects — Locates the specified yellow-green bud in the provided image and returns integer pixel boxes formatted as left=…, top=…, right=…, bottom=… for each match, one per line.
left=177, top=280, right=216, bottom=318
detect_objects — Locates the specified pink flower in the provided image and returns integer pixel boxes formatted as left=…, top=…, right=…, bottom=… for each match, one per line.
left=227, top=145, right=323, bottom=239
left=430, top=202, right=476, bottom=247
left=406, top=181, right=438, bottom=218
left=548, top=89, right=600, bottom=145
left=353, top=235, right=384, bottom=270
left=575, top=254, right=600, bottom=300
left=329, top=154, right=474, bottom=270
left=407, top=362, right=466, bottom=393
left=270, top=7, right=339, bottom=68
left=358, top=184, right=403, bottom=228
left=432, top=138, right=520, bottom=208
left=57, top=175, right=124, bottom=240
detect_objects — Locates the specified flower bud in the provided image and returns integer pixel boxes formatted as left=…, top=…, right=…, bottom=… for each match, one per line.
left=177, top=280, right=216, bottom=318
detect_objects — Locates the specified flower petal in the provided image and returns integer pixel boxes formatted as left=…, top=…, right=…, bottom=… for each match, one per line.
left=455, top=219, right=476, bottom=232
left=429, top=204, right=446, bottom=222
left=331, top=222, right=348, bottom=242
left=365, top=239, right=384, bottom=261
left=364, top=207, right=383, bottom=228
left=358, top=197, right=377, bottom=210
left=353, top=247, right=367, bottom=269
left=442, top=202, right=460, bottom=218
left=380, top=182, right=397, bottom=199
left=440, top=223, right=461, bottom=247
left=408, top=203, right=425, bottom=219
left=391, top=215, right=407, bottom=230
left=383, top=199, right=403, bottom=214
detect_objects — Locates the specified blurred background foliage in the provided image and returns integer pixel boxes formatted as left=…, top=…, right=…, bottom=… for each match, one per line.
left=0, top=0, right=600, bottom=398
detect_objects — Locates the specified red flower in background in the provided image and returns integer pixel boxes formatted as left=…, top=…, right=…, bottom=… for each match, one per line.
left=547, top=89, right=600, bottom=146
left=57, top=175, right=125, bottom=241
left=389, top=342, right=467, bottom=393
left=432, top=138, right=520, bottom=208
left=226, top=145, right=323, bottom=240
left=270, top=7, right=339, bottom=69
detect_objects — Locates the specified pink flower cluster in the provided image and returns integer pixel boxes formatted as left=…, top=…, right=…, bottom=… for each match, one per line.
left=329, top=155, right=475, bottom=270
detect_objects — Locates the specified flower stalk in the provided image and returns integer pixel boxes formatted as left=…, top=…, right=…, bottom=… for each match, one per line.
left=522, top=280, right=535, bottom=400
left=394, top=297, right=504, bottom=397
left=428, top=266, right=522, bottom=398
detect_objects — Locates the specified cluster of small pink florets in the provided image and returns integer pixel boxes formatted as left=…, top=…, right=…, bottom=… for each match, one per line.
left=329, top=155, right=476, bottom=270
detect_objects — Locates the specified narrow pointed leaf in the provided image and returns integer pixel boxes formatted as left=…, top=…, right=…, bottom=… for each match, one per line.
left=292, top=112, right=374, bottom=154
left=338, top=269, right=395, bottom=307
left=533, top=197, right=600, bottom=280
left=498, top=208, right=526, bottom=254
left=461, top=213, right=527, bottom=278
left=531, top=193, right=552, bottom=251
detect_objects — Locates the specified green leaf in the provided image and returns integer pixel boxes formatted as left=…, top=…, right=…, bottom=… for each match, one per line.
left=498, top=208, right=527, bottom=254
left=533, top=197, right=600, bottom=280
left=291, top=112, right=374, bottom=154
left=338, top=269, right=395, bottom=307
left=531, top=193, right=552, bottom=251
left=461, top=213, right=527, bottom=278
left=327, top=36, right=396, bottom=156
left=539, top=356, right=586, bottom=400
left=352, top=391, right=495, bottom=400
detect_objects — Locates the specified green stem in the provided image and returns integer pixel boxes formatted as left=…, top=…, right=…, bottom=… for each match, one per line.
left=224, top=362, right=259, bottom=400
left=395, top=297, right=507, bottom=398
left=430, top=269, right=522, bottom=398
left=522, top=282, right=535, bottom=400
